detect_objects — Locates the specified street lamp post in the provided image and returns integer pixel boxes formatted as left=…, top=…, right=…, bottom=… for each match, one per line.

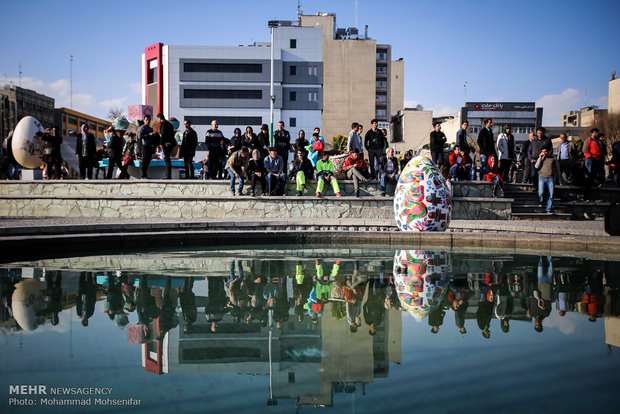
left=268, top=21, right=279, bottom=147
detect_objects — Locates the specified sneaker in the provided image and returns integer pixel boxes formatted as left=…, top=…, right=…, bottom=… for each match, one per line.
left=250, top=191, right=256, bottom=197
left=381, top=192, right=386, bottom=197
left=231, top=191, right=236, bottom=196
left=297, top=191, right=302, bottom=196
left=546, top=210, right=553, bottom=214
left=336, top=192, right=342, bottom=197
left=316, top=192, right=321, bottom=197
left=303, top=184, right=309, bottom=194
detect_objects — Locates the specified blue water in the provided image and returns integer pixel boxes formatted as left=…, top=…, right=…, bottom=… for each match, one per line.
left=1, top=249, right=619, bottom=413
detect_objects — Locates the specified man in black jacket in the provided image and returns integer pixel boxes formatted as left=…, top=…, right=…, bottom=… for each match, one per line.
left=157, top=113, right=176, bottom=179
left=180, top=119, right=198, bottom=179
left=75, top=124, right=97, bottom=179
left=477, top=118, right=495, bottom=178
left=364, top=119, right=386, bottom=178
left=429, top=122, right=447, bottom=166
left=105, top=127, right=127, bottom=179
left=274, top=121, right=291, bottom=167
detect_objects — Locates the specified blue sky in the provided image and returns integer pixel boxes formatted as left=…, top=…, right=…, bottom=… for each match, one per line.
left=1, top=0, right=618, bottom=127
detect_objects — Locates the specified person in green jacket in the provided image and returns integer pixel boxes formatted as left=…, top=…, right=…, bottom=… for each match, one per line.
left=315, top=152, right=342, bottom=197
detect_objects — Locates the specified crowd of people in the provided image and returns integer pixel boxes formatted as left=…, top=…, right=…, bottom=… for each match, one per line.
left=2, top=255, right=616, bottom=338
left=436, top=118, right=620, bottom=213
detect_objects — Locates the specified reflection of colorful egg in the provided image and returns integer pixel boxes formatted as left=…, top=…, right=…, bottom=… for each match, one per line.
left=11, top=116, right=47, bottom=168
left=393, top=156, right=452, bottom=232
left=393, top=250, right=451, bottom=321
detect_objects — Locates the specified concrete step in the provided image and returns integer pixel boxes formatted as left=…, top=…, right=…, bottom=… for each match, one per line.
left=511, top=212, right=572, bottom=220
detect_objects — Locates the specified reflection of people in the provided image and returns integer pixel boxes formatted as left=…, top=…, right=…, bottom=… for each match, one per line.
left=179, top=278, right=197, bottom=333
left=364, top=277, right=386, bottom=335
left=76, top=272, right=97, bottom=327
left=475, top=296, right=493, bottom=339
left=40, top=272, right=62, bottom=326
left=136, top=275, right=158, bottom=338
left=205, top=277, right=229, bottom=332
left=582, top=269, right=604, bottom=322
left=156, top=277, right=177, bottom=339
left=526, top=289, right=551, bottom=332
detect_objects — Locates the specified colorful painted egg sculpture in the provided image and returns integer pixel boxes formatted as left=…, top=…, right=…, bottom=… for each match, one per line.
left=11, top=116, right=47, bottom=169
left=113, top=117, right=130, bottom=130
left=393, top=249, right=451, bottom=321
left=394, top=155, right=452, bottom=232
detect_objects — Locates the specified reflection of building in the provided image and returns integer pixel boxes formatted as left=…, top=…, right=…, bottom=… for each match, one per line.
left=54, top=107, right=111, bottom=140
left=605, top=317, right=620, bottom=350
left=561, top=106, right=606, bottom=127
left=142, top=288, right=402, bottom=408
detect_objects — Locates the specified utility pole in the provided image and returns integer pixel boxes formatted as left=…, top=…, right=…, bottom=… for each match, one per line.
left=18, top=63, right=22, bottom=87
left=70, top=55, right=73, bottom=109
left=464, top=81, right=468, bottom=103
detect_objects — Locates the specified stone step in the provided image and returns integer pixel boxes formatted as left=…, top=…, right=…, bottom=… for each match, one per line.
left=511, top=212, right=573, bottom=220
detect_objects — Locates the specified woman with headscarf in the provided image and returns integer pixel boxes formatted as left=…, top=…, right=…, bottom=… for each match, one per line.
left=75, top=124, right=97, bottom=179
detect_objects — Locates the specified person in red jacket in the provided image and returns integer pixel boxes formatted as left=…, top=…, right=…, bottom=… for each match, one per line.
left=485, top=154, right=504, bottom=197
left=583, top=128, right=606, bottom=185
left=448, top=145, right=472, bottom=181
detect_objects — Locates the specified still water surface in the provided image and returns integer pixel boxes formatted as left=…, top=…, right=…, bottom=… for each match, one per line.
left=1, top=246, right=619, bottom=413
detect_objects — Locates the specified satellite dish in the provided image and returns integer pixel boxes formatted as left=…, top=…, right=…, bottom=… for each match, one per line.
left=416, top=104, right=424, bottom=111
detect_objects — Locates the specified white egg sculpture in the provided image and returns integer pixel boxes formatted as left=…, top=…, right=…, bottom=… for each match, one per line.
left=11, top=116, right=47, bottom=168
left=393, top=250, right=451, bottom=321
left=11, top=278, right=47, bottom=331
left=394, top=156, right=452, bottom=232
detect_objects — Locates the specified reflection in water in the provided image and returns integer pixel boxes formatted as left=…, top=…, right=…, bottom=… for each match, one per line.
left=1, top=249, right=620, bottom=411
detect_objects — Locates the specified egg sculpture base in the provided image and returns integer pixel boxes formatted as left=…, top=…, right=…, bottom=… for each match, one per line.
left=393, top=156, right=452, bottom=232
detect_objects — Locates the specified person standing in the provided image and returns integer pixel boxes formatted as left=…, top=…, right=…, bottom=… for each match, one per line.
left=535, top=147, right=560, bottom=213
left=274, top=121, right=291, bottom=167
left=205, top=119, right=225, bottom=179
left=180, top=119, right=198, bottom=179
left=106, top=127, right=126, bottom=179
left=456, top=120, right=470, bottom=153
left=522, top=132, right=534, bottom=183
left=347, top=122, right=362, bottom=154
left=477, top=118, right=495, bottom=179
left=365, top=119, right=386, bottom=178
left=429, top=122, right=447, bottom=167
left=157, top=113, right=176, bottom=179
left=294, top=130, right=309, bottom=154
left=528, top=127, right=551, bottom=191
left=556, top=133, right=576, bottom=184
left=42, top=126, right=63, bottom=179
left=75, top=124, right=96, bottom=179
left=256, top=124, right=271, bottom=159
left=138, top=115, right=157, bottom=179
left=583, top=128, right=606, bottom=185
left=496, top=125, right=514, bottom=182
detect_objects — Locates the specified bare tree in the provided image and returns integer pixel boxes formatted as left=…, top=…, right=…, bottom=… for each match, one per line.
left=107, top=106, right=125, bottom=121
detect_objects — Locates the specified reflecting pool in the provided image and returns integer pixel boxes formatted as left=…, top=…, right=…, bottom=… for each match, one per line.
left=1, top=246, right=619, bottom=413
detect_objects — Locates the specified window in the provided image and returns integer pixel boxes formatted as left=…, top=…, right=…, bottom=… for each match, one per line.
left=184, top=63, right=262, bottom=73
left=290, top=39, right=297, bottom=48
left=376, top=52, right=387, bottom=60
left=289, top=91, right=296, bottom=101
left=89, top=122, right=96, bottom=131
left=376, top=95, right=387, bottom=103
left=67, top=116, right=77, bottom=125
left=148, top=67, right=157, bottom=84
left=308, top=65, right=317, bottom=76
left=308, top=92, right=317, bottom=102
left=376, top=66, right=387, bottom=74
left=376, top=81, right=387, bottom=88
left=375, top=109, right=387, bottom=117
left=290, top=117, right=296, bottom=127
left=185, top=116, right=262, bottom=126
left=184, top=89, right=262, bottom=99
left=289, top=65, right=297, bottom=76
left=98, top=125, right=105, bottom=133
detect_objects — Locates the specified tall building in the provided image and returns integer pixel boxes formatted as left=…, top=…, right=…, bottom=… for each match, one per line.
left=54, top=107, right=111, bottom=140
left=0, top=84, right=55, bottom=139
left=609, top=73, right=620, bottom=113
left=142, top=23, right=323, bottom=140
left=142, top=13, right=405, bottom=144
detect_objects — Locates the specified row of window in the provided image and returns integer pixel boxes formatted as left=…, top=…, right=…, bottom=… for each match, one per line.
left=468, top=126, right=534, bottom=134
left=289, top=91, right=318, bottom=102
left=64, top=116, right=106, bottom=132
left=182, top=116, right=303, bottom=129
left=184, top=89, right=263, bottom=100
left=184, top=63, right=263, bottom=74
left=289, top=65, right=318, bottom=76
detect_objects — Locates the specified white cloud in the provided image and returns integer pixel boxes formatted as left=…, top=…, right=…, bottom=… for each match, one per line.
left=3, top=75, right=97, bottom=113
left=129, top=82, right=142, bottom=94
left=432, top=105, right=459, bottom=117
left=99, top=97, right=127, bottom=108
left=536, top=88, right=607, bottom=126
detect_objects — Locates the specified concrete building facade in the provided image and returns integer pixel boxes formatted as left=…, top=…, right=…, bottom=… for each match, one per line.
left=142, top=24, right=323, bottom=141
left=609, top=75, right=620, bottom=113
left=0, top=85, right=55, bottom=139
left=390, top=108, right=433, bottom=155
left=54, top=107, right=111, bottom=140
left=561, top=106, right=606, bottom=127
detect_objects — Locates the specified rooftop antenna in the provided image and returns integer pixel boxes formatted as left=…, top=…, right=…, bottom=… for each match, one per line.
left=18, top=62, right=22, bottom=87
left=355, top=0, right=358, bottom=29
left=297, top=0, right=303, bottom=23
